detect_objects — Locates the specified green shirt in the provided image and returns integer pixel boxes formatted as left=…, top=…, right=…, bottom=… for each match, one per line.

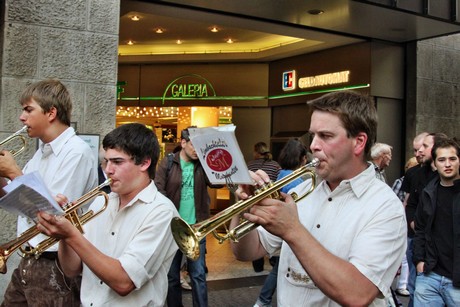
left=179, top=158, right=196, bottom=224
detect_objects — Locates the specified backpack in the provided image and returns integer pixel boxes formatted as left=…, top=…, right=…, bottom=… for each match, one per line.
left=166, top=152, right=174, bottom=179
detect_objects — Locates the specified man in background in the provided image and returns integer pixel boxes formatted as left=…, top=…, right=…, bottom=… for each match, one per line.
left=402, top=132, right=447, bottom=306
left=370, top=142, right=393, bottom=184
left=155, top=127, right=222, bottom=307
left=413, top=137, right=460, bottom=306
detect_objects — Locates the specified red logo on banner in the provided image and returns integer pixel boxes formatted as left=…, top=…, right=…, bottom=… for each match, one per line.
left=206, top=149, right=233, bottom=172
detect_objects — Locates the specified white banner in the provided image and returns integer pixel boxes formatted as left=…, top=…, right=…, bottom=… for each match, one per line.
left=189, top=125, right=252, bottom=185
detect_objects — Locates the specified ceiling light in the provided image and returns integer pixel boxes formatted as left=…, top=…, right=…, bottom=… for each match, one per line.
left=307, top=9, right=324, bottom=15
left=155, top=28, right=164, bottom=34
left=226, top=38, right=234, bottom=44
left=210, top=26, right=219, bottom=33
left=127, top=40, right=134, bottom=45
left=176, top=39, right=183, bottom=44
left=131, top=15, right=140, bottom=21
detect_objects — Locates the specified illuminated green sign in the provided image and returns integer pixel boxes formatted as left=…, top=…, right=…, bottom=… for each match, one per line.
left=162, top=74, right=216, bottom=103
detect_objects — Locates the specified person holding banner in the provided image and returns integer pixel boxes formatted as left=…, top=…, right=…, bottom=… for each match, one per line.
left=155, top=127, right=222, bottom=307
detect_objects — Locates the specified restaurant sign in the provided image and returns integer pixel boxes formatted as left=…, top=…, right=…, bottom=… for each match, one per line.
left=298, top=70, right=350, bottom=89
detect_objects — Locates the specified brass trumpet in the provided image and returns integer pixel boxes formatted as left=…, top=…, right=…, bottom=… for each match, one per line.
left=0, top=178, right=112, bottom=274
left=171, top=158, right=319, bottom=260
left=0, top=126, right=28, bottom=157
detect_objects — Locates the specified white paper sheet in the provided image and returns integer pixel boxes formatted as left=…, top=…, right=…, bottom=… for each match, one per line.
left=0, top=171, right=63, bottom=222
left=189, top=125, right=253, bottom=185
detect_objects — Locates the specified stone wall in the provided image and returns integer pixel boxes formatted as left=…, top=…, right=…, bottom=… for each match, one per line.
left=416, top=34, right=460, bottom=136
left=0, top=0, right=119, bottom=295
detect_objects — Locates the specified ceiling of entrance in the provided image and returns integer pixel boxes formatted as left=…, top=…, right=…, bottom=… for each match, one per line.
left=119, top=0, right=460, bottom=64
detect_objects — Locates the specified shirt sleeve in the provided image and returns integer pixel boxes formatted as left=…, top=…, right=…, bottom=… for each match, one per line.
left=47, top=150, right=96, bottom=201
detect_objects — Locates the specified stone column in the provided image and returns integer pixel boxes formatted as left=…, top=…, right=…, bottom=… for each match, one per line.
left=0, top=0, right=120, bottom=294
left=405, top=33, right=460, bottom=159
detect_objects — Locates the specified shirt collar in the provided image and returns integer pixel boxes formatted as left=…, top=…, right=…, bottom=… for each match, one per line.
left=324, top=163, right=376, bottom=198
left=39, top=127, right=76, bottom=157
left=122, top=180, right=158, bottom=209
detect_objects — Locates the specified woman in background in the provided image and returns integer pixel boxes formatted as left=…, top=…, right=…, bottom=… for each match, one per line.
left=253, top=138, right=308, bottom=307
left=247, top=141, right=281, bottom=273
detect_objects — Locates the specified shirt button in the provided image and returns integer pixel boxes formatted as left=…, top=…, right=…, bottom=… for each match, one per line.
left=316, top=224, right=321, bottom=228
left=21, top=279, right=26, bottom=285
left=286, top=273, right=290, bottom=278
left=100, top=280, right=103, bottom=284
left=111, top=232, right=115, bottom=235
left=328, top=197, right=332, bottom=201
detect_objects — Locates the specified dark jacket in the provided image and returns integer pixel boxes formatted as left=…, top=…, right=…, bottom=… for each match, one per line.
left=154, top=151, right=221, bottom=222
left=413, top=177, right=460, bottom=287
left=404, top=163, right=438, bottom=237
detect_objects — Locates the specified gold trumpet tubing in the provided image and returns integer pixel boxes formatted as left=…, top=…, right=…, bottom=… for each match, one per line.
left=0, top=223, right=42, bottom=273
left=1, top=178, right=112, bottom=272
left=213, top=167, right=317, bottom=243
left=22, top=190, right=110, bottom=258
left=0, top=126, right=28, bottom=157
left=171, top=158, right=319, bottom=260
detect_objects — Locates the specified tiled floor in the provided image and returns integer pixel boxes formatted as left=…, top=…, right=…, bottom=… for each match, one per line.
left=205, top=234, right=270, bottom=281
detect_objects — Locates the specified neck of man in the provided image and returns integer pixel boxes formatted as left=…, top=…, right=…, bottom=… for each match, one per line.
left=41, top=122, right=69, bottom=144
left=440, top=174, right=460, bottom=187
left=180, top=149, right=192, bottom=163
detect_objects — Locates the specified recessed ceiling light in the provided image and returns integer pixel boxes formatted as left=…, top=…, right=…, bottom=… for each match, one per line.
left=127, top=40, right=134, bottom=45
left=176, top=39, right=183, bottom=44
left=210, top=26, right=219, bottom=33
left=131, top=15, right=140, bottom=21
left=307, top=9, right=324, bottom=15
left=155, top=28, right=164, bottom=34
left=226, top=38, right=234, bottom=44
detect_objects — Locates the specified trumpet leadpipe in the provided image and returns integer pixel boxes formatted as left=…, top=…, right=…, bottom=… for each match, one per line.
left=0, top=126, right=28, bottom=157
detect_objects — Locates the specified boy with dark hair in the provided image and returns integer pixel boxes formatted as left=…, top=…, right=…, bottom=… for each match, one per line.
left=37, top=123, right=179, bottom=306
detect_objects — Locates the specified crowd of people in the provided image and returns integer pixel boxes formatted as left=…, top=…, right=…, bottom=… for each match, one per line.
left=0, top=80, right=459, bottom=307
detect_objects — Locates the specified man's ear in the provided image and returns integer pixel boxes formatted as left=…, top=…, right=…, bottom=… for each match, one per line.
left=353, top=132, right=368, bottom=156
left=140, top=158, right=152, bottom=171
left=47, top=107, right=57, bottom=122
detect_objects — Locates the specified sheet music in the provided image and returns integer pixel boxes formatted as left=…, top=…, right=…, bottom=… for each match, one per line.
left=0, top=171, right=63, bottom=222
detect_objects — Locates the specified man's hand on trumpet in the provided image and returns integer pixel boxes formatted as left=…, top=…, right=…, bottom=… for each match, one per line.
left=0, top=150, right=22, bottom=181
left=234, top=169, right=302, bottom=241
left=36, top=194, right=77, bottom=241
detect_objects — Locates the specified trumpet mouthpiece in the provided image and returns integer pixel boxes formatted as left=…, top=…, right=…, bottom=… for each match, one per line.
left=308, top=158, right=320, bottom=167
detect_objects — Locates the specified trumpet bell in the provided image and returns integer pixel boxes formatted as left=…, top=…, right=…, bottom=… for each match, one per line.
left=171, top=217, right=200, bottom=260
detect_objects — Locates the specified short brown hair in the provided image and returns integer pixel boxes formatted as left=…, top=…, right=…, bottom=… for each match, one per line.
left=308, top=91, right=377, bottom=158
left=20, top=79, right=72, bottom=126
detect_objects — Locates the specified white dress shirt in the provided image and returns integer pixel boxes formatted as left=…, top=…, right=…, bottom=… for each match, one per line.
left=81, top=181, right=179, bottom=307
left=258, top=165, right=407, bottom=306
left=19, top=127, right=98, bottom=250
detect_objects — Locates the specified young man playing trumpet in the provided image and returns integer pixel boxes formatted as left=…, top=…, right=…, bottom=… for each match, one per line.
left=37, top=123, right=179, bottom=306
left=231, top=91, right=407, bottom=306
left=0, top=79, right=97, bottom=306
